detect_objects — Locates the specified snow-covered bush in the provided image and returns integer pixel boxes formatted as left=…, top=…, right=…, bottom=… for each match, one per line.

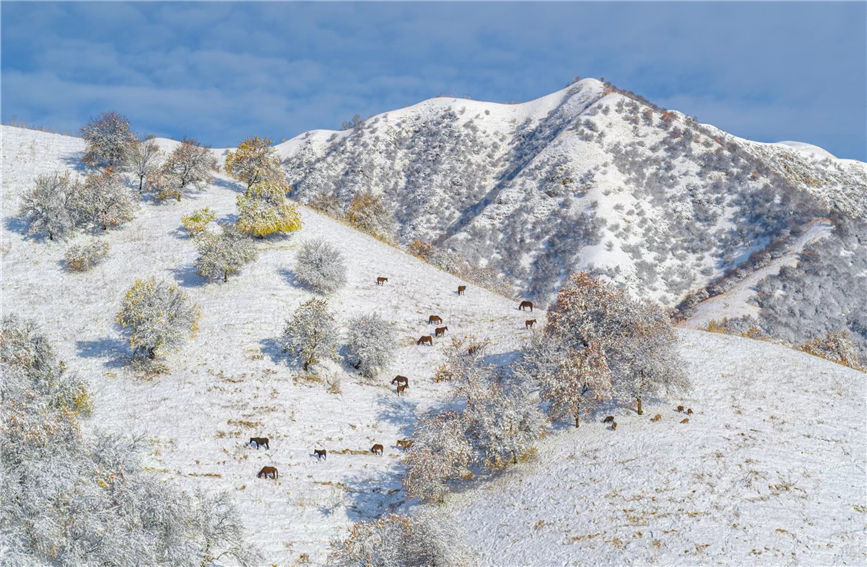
left=158, top=138, right=217, bottom=201
left=543, top=272, right=689, bottom=415
left=236, top=178, right=302, bottom=237
left=194, top=225, right=257, bottom=283
left=79, top=166, right=138, bottom=230
left=346, top=193, right=396, bottom=240
left=181, top=207, right=216, bottom=234
left=309, top=192, right=344, bottom=218
left=18, top=171, right=81, bottom=240
left=64, top=239, right=110, bottom=272
left=225, top=136, right=283, bottom=189
left=280, top=298, right=338, bottom=371
left=403, top=410, right=474, bottom=503
left=799, top=332, right=863, bottom=371
left=81, top=111, right=135, bottom=167
left=116, top=277, right=201, bottom=360
left=123, top=137, right=163, bottom=192
left=328, top=513, right=474, bottom=567
left=295, top=238, right=347, bottom=294
left=344, top=313, right=395, bottom=378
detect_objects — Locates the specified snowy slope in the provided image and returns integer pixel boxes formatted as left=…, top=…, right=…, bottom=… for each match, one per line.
left=440, top=328, right=866, bottom=566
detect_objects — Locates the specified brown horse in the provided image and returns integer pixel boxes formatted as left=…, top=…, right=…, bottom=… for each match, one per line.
left=676, top=405, right=684, bottom=412
left=434, top=326, right=448, bottom=337
left=651, top=414, right=662, bottom=422
left=313, top=449, right=327, bottom=461
left=680, top=418, right=689, bottom=424
left=257, top=466, right=278, bottom=479
left=396, top=439, right=414, bottom=450
left=602, top=416, right=615, bottom=423
left=249, top=437, right=269, bottom=450
left=686, top=408, right=693, bottom=415
left=371, top=444, right=384, bottom=455
left=610, top=422, right=617, bottom=431
left=417, top=336, right=433, bottom=346
left=525, top=319, right=536, bottom=329
left=376, top=277, right=388, bottom=285
left=391, top=375, right=408, bottom=386
left=519, top=300, right=533, bottom=312
left=457, top=285, right=466, bottom=295
left=428, top=315, right=442, bottom=325
left=396, top=384, right=407, bottom=396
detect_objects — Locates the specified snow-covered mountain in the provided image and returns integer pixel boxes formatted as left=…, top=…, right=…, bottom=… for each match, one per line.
left=1, top=126, right=864, bottom=565
left=279, top=78, right=867, bottom=308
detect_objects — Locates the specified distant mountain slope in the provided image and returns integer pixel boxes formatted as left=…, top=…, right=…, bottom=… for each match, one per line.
left=280, top=78, right=867, bottom=308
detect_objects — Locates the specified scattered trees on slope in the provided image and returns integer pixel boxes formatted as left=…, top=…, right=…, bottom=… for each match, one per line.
left=236, top=178, right=302, bottom=237
left=81, top=111, right=136, bottom=167
left=345, top=313, right=395, bottom=378
left=295, top=238, right=347, bottom=294
left=116, top=278, right=201, bottom=361
left=280, top=298, right=338, bottom=371
left=194, top=225, right=257, bottom=283
left=124, top=137, right=163, bottom=192
left=158, top=138, right=217, bottom=201
left=225, top=136, right=283, bottom=189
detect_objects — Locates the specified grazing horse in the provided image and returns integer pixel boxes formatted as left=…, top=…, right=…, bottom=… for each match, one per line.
left=428, top=315, right=442, bottom=325
left=249, top=437, right=269, bottom=450
left=417, top=336, right=433, bottom=346
left=602, top=416, right=615, bottom=423
left=397, top=439, right=413, bottom=450
left=434, top=326, right=448, bottom=337
left=676, top=405, right=684, bottom=412
left=457, top=285, right=466, bottom=295
left=376, top=277, right=388, bottom=285
left=651, top=414, right=662, bottom=422
left=680, top=418, right=689, bottom=424
left=525, top=319, right=536, bottom=329
left=686, top=408, right=693, bottom=415
left=371, top=444, right=384, bottom=455
left=257, top=466, right=278, bottom=479
left=519, top=300, right=533, bottom=312
left=396, top=384, right=407, bottom=396
left=313, top=449, right=327, bottom=461
left=391, top=375, right=408, bottom=386
left=610, top=422, right=617, bottom=431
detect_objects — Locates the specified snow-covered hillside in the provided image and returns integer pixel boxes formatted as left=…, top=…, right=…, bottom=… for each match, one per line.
left=3, top=124, right=865, bottom=566
left=279, top=78, right=867, bottom=307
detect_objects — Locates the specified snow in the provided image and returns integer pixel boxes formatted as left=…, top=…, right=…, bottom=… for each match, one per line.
left=774, top=141, right=837, bottom=161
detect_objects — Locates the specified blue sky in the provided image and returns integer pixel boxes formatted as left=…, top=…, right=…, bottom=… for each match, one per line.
left=2, top=2, right=865, bottom=160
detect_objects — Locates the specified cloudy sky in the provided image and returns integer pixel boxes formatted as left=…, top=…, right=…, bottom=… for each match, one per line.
left=2, top=2, right=865, bottom=159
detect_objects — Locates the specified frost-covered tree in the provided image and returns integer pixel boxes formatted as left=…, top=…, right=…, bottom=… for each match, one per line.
left=225, top=136, right=283, bottom=189
left=160, top=138, right=217, bottom=200
left=81, top=111, right=136, bottom=167
left=295, top=238, right=347, bottom=294
left=194, top=225, right=257, bottom=283
left=346, top=193, right=396, bottom=240
left=545, top=272, right=689, bottom=414
left=124, top=137, right=163, bottom=192
left=309, top=191, right=345, bottom=218
left=328, top=513, right=475, bottom=567
left=79, top=166, right=138, bottom=230
left=799, top=332, right=864, bottom=371
left=116, top=278, right=201, bottom=360
left=344, top=313, right=395, bottom=378
left=236, top=178, right=302, bottom=237
left=18, top=171, right=81, bottom=240
left=280, top=298, right=338, bottom=371
left=403, top=410, right=473, bottom=503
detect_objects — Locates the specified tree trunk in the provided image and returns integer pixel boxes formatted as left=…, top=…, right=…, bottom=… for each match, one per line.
left=575, top=414, right=580, bottom=428
left=147, top=348, right=156, bottom=360
left=223, top=271, right=228, bottom=282
left=138, top=176, right=144, bottom=193
left=637, top=397, right=643, bottom=415
left=49, top=233, right=53, bottom=241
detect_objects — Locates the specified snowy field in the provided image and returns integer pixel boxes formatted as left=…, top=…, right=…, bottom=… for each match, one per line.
left=3, top=125, right=865, bottom=565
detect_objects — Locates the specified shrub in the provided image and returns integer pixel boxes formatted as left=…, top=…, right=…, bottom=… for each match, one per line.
left=225, top=136, right=283, bottom=189
left=344, top=313, right=394, bottom=378
left=408, top=240, right=436, bottom=260
left=79, top=167, right=137, bottom=230
left=116, top=278, right=201, bottom=361
left=194, top=225, right=257, bottom=283
left=309, top=192, right=344, bottom=218
left=123, top=137, right=163, bottom=192
left=280, top=298, right=338, bottom=371
left=81, top=111, right=135, bottom=167
left=64, top=239, right=110, bottom=272
left=236, top=179, right=302, bottom=237
left=181, top=207, right=217, bottom=234
left=799, top=332, right=863, bottom=370
left=159, top=138, right=217, bottom=200
left=346, top=193, right=396, bottom=240
left=18, top=171, right=81, bottom=241
left=295, top=239, right=346, bottom=294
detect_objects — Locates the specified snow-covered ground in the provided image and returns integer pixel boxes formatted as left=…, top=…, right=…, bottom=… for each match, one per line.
left=3, top=125, right=865, bottom=565
left=441, top=328, right=866, bottom=566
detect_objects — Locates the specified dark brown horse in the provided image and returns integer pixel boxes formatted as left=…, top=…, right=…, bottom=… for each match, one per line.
left=391, top=375, right=408, bottom=386
left=428, top=315, right=442, bottom=325
left=519, top=300, right=533, bottom=312
left=602, top=416, right=614, bottom=423
left=417, top=336, right=433, bottom=346
left=313, top=449, right=327, bottom=461
left=434, top=326, right=448, bottom=337
left=376, top=276, right=388, bottom=285
left=249, top=437, right=269, bottom=449
left=396, top=384, right=407, bottom=396
left=396, top=439, right=414, bottom=450
left=457, top=285, right=466, bottom=295
left=257, top=466, right=278, bottom=479
left=525, top=319, right=536, bottom=329
left=371, top=444, right=384, bottom=455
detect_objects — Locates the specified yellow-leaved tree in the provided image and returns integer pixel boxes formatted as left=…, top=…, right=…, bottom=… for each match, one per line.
left=225, top=136, right=283, bottom=189
left=236, top=178, right=302, bottom=237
